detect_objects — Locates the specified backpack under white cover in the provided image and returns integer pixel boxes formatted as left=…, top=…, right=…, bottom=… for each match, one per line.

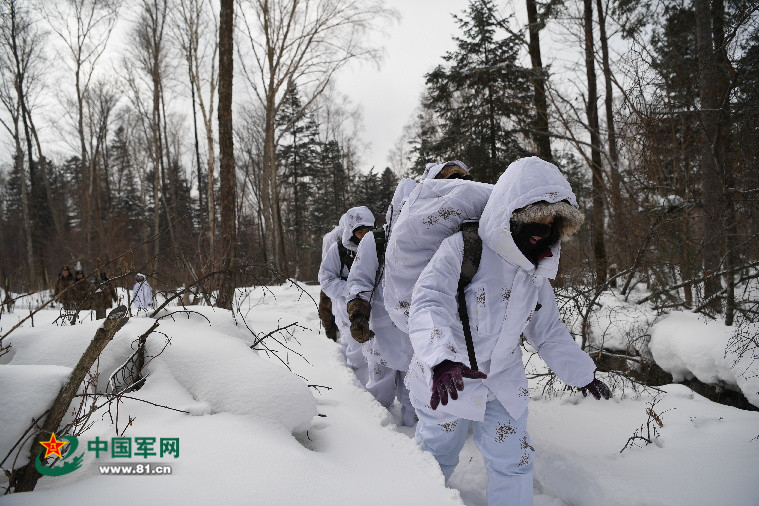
left=383, top=179, right=493, bottom=332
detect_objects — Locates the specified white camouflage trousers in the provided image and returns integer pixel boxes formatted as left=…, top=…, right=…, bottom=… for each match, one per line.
left=366, top=365, right=416, bottom=426
left=415, top=399, right=534, bottom=506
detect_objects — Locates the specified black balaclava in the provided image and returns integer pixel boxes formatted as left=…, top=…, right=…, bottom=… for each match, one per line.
left=350, top=226, right=372, bottom=245
left=510, top=219, right=561, bottom=264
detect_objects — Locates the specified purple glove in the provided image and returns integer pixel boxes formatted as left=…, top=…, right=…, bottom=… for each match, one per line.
left=580, top=377, right=612, bottom=400
left=430, top=360, right=488, bottom=410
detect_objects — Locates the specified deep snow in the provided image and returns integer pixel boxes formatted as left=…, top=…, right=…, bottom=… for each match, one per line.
left=1, top=284, right=757, bottom=505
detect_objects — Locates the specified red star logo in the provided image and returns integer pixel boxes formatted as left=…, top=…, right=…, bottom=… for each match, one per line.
left=39, top=433, right=67, bottom=459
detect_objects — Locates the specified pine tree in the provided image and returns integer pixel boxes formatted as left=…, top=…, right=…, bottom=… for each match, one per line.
left=421, top=0, right=533, bottom=183
left=277, top=86, right=321, bottom=272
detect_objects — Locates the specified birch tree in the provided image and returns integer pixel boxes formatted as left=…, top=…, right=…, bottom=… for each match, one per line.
left=173, top=0, right=218, bottom=249
left=237, top=0, right=395, bottom=274
left=41, top=0, right=120, bottom=258
left=0, top=0, right=50, bottom=288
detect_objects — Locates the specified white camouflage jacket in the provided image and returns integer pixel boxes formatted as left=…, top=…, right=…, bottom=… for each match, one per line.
left=407, top=157, right=596, bottom=422
left=347, top=181, right=417, bottom=371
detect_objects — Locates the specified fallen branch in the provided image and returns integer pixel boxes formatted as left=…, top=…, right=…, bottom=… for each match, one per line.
left=10, top=306, right=129, bottom=493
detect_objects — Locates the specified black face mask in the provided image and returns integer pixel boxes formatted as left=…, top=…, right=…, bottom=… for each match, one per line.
left=510, top=220, right=559, bottom=263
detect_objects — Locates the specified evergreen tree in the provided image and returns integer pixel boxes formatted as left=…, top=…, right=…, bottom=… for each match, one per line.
left=405, top=108, right=440, bottom=177
left=352, top=169, right=383, bottom=222
left=277, top=85, right=321, bottom=269
left=420, top=0, right=533, bottom=183
left=61, top=156, right=83, bottom=229
left=108, top=128, right=144, bottom=238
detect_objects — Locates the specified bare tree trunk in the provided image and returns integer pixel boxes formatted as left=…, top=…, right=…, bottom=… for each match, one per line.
left=143, top=0, right=169, bottom=268
left=262, top=96, right=286, bottom=274
left=152, top=66, right=162, bottom=265
left=526, top=0, right=552, bottom=161
left=188, top=38, right=204, bottom=230
left=9, top=1, right=45, bottom=287
left=216, top=0, right=236, bottom=309
left=159, top=83, right=182, bottom=263
left=694, top=0, right=725, bottom=315
left=595, top=0, right=620, bottom=209
left=193, top=33, right=217, bottom=252
left=595, top=0, right=623, bottom=287
left=76, top=66, right=92, bottom=259
left=14, top=134, right=35, bottom=289
left=583, top=0, right=608, bottom=285
left=205, top=117, right=217, bottom=251
left=710, top=0, right=736, bottom=323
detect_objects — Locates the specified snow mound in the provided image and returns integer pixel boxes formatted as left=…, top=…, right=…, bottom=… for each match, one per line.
left=650, top=311, right=759, bottom=408
left=557, top=290, right=656, bottom=357
left=144, top=311, right=317, bottom=433
left=0, top=364, right=71, bottom=462
left=2, top=318, right=158, bottom=391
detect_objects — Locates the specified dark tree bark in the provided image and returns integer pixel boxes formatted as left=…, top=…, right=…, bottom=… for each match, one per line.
left=710, top=0, right=737, bottom=324
left=595, top=0, right=620, bottom=211
left=525, top=0, right=552, bottom=161
left=9, top=0, right=46, bottom=287
left=694, top=0, right=727, bottom=315
left=583, top=0, right=608, bottom=284
left=216, top=0, right=236, bottom=309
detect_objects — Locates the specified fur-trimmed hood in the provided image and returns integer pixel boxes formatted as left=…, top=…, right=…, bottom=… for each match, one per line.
left=421, top=160, right=471, bottom=180
left=479, top=157, right=584, bottom=278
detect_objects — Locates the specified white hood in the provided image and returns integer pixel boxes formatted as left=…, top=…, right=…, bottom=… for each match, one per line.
left=478, top=156, right=580, bottom=279
left=341, top=206, right=375, bottom=251
left=385, top=178, right=417, bottom=229
left=321, top=224, right=344, bottom=259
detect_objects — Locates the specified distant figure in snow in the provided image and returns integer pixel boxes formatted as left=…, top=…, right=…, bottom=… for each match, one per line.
left=92, top=271, right=118, bottom=319
left=131, top=273, right=153, bottom=314
left=54, top=266, right=75, bottom=309
left=99, top=272, right=119, bottom=309
left=70, top=269, right=94, bottom=311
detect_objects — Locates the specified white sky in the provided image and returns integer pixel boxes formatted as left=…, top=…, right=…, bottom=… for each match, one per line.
left=333, top=0, right=567, bottom=173
left=333, top=0, right=463, bottom=172
left=6, top=0, right=593, bottom=178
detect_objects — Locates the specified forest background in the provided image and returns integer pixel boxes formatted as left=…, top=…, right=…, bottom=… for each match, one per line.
left=1, top=0, right=757, bottom=331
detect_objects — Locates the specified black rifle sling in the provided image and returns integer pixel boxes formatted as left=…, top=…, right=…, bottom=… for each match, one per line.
left=368, top=228, right=387, bottom=302
left=337, top=241, right=355, bottom=280
left=457, top=222, right=482, bottom=371
left=374, top=228, right=386, bottom=265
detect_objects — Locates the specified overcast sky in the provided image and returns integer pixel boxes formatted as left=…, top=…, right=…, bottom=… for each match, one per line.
left=334, top=0, right=540, bottom=173
left=12, top=0, right=580, bottom=177
left=332, top=0, right=473, bottom=172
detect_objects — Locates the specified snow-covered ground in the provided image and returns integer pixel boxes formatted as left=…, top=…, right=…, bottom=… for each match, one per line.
left=1, top=284, right=758, bottom=505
